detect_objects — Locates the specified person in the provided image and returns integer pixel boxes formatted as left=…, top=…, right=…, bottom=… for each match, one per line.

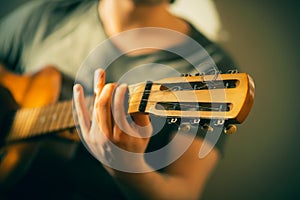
left=0, top=0, right=235, bottom=199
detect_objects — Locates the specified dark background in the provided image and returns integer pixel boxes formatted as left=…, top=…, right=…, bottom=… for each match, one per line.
left=204, top=1, right=300, bottom=199
left=1, top=1, right=300, bottom=199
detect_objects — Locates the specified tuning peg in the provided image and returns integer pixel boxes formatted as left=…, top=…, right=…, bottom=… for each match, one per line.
left=179, top=123, right=191, bottom=133
left=181, top=73, right=192, bottom=77
left=202, top=124, right=214, bottom=132
left=168, top=117, right=178, bottom=124
left=224, top=124, right=237, bottom=134
left=194, top=72, right=205, bottom=76
left=227, top=69, right=239, bottom=74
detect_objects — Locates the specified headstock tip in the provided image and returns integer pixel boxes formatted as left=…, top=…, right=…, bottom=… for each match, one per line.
left=224, top=124, right=237, bottom=134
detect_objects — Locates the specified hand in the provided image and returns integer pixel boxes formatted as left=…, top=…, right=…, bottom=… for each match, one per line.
left=73, top=69, right=153, bottom=172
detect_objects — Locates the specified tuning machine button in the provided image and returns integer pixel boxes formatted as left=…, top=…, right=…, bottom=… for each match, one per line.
left=227, top=69, right=239, bottom=74
left=180, top=73, right=192, bottom=77
left=179, top=123, right=191, bottom=133
left=194, top=72, right=205, bottom=76
left=168, top=117, right=178, bottom=124
left=224, top=124, right=237, bottom=134
left=202, top=124, right=214, bottom=132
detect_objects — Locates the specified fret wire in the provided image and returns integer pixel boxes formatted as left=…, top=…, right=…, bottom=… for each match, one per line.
left=48, top=102, right=59, bottom=132
left=6, top=111, right=23, bottom=141
left=6, top=97, right=86, bottom=141
left=35, top=105, right=49, bottom=135
left=31, top=107, right=41, bottom=136
left=61, top=101, right=71, bottom=129
left=29, top=107, right=43, bottom=137
left=60, top=101, right=68, bottom=130
left=34, top=106, right=45, bottom=135
left=44, top=103, right=59, bottom=133
left=26, top=110, right=37, bottom=137
left=42, top=103, right=57, bottom=134
left=47, top=104, right=59, bottom=133
left=17, top=109, right=27, bottom=136
left=66, top=102, right=75, bottom=128
left=20, top=109, right=31, bottom=139
left=62, top=101, right=72, bottom=130
left=27, top=107, right=40, bottom=138
left=61, top=101, right=70, bottom=129
left=41, top=104, right=57, bottom=134
left=17, top=109, right=29, bottom=139
left=47, top=106, right=57, bottom=133
left=7, top=107, right=34, bottom=141
left=53, top=101, right=65, bottom=131
left=17, top=109, right=31, bottom=139
left=6, top=96, right=94, bottom=142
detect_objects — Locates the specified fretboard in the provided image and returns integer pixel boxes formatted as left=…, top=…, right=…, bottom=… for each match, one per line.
left=6, top=97, right=94, bottom=142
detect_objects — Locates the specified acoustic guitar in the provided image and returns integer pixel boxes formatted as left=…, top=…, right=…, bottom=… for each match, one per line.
left=0, top=66, right=255, bottom=190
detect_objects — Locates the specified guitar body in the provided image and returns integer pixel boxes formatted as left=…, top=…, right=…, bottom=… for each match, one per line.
left=0, top=66, right=78, bottom=191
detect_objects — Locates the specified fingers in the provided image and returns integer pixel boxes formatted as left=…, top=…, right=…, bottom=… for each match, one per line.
left=94, top=68, right=105, bottom=95
left=73, top=68, right=105, bottom=137
left=132, top=113, right=151, bottom=127
left=95, top=83, right=117, bottom=140
left=113, top=84, right=151, bottom=139
left=131, top=113, right=152, bottom=138
left=73, top=84, right=91, bottom=134
left=112, top=84, right=132, bottom=138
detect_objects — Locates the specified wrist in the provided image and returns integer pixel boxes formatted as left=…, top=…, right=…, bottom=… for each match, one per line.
left=104, top=156, right=153, bottom=177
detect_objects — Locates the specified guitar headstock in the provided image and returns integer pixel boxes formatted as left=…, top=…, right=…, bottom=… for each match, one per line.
left=128, top=72, right=255, bottom=134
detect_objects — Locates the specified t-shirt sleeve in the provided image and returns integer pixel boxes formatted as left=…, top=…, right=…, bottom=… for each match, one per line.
left=0, top=1, right=44, bottom=72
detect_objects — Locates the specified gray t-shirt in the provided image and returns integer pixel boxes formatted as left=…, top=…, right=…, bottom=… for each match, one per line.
left=0, top=0, right=235, bottom=199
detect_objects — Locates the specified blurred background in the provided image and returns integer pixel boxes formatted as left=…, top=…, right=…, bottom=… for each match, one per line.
left=1, top=0, right=299, bottom=199
left=206, top=1, right=300, bottom=199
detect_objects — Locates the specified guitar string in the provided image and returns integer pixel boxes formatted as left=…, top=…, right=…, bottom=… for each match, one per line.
left=126, top=99, right=226, bottom=111
left=9, top=81, right=227, bottom=140
left=13, top=84, right=225, bottom=124
left=7, top=75, right=230, bottom=141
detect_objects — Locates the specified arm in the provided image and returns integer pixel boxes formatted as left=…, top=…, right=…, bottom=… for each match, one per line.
left=112, top=138, right=219, bottom=200
left=73, top=69, right=219, bottom=200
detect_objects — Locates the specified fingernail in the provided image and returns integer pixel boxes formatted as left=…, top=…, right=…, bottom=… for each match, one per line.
left=73, top=84, right=80, bottom=98
left=73, top=84, right=80, bottom=93
left=94, top=69, right=104, bottom=93
left=116, top=84, right=127, bottom=94
left=119, top=83, right=128, bottom=89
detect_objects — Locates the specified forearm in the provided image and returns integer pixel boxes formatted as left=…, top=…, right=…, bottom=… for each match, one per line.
left=112, top=167, right=202, bottom=200
left=109, top=139, right=220, bottom=200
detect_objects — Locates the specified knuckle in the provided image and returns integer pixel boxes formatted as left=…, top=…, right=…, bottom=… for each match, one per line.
left=96, top=97, right=109, bottom=108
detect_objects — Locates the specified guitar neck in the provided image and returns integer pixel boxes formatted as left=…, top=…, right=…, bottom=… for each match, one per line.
left=6, top=97, right=94, bottom=142
left=6, top=72, right=254, bottom=142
